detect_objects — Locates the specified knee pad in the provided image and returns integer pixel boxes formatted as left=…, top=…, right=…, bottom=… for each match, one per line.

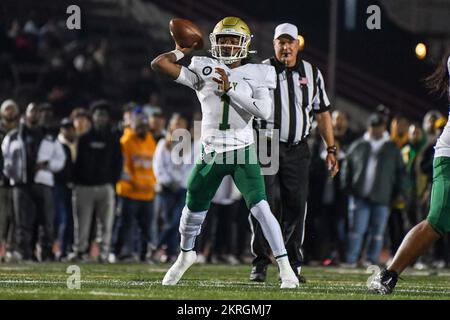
left=179, top=206, right=207, bottom=237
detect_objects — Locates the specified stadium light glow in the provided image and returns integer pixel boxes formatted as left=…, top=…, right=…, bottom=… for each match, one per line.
left=298, top=35, right=305, bottom=51
left=415, top=42, right=427, bottom=60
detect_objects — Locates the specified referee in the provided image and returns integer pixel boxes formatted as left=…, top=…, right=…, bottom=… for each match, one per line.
left=250, top=23, right=339, bottom=283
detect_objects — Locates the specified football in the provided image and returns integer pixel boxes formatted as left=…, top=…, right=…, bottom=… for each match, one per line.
left=169, top=18, right=204, bottom=50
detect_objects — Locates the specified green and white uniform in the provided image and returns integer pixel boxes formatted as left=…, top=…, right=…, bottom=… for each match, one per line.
left=427, top=56, right=450, bottom=235
left=175, top=56, right=276, bottom=211
left=161, top=17, right=299, bottom=288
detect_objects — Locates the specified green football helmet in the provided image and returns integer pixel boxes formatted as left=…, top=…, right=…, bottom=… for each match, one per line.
left=209, top=17, right=254, bottom=64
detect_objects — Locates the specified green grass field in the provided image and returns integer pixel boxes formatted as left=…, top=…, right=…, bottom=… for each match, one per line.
left=1, top=263, right=450, bottom=300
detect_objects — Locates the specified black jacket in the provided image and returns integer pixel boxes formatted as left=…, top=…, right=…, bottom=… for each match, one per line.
left=74, top=127, right=122, bottom=186
left=340, top=137, right=406, bottom=205
left=54, top=143, right=73, bottom=185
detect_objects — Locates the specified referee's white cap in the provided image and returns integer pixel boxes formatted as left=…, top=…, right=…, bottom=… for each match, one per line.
left=274, top=23, right=298, bottom=40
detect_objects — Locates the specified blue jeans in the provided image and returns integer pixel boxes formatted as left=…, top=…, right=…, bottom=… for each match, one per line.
left=158, top=188, right=187, bottom=256
left=53, top=184, right=74, bottom=257
left=346, top=196, right=390, bottom=264
left=113, top=197, right=154, bottom=260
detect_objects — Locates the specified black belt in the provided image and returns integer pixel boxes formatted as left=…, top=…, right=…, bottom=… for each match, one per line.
left=280, top=140, right=306, bottom=148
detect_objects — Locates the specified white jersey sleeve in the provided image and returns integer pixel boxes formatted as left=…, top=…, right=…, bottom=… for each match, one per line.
left=227, top=64, right=276, bottom=120
left=448, top=56, right=450, bottom=90
left=227, top=85, right=272, bottom=120
left=431, top=56, right=450, bottom=158
left=261, top=64, right=277, bottom=89
left=174, top=56, right=205, bottom=90
left=243, top=64, right=276, bottom=89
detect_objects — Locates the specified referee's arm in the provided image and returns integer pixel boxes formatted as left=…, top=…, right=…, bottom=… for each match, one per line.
left=316, top=111, right=339, bottom=177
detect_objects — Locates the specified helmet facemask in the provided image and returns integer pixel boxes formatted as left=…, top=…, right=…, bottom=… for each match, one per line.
left=209, top=32, right=251, bottom=65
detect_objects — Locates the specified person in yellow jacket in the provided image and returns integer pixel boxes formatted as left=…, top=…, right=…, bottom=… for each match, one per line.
left=114, top=109, right=156, bottom=262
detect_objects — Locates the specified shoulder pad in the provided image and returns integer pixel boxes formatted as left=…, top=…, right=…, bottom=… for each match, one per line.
left=243, top=63, right=276, bottom=89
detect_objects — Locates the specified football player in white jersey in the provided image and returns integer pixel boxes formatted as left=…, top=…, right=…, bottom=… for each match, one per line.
left=151, top=17, right=299, bottom=288
left=369, top=52, right=450, bottom=294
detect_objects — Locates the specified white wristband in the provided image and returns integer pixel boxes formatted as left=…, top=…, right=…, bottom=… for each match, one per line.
left=171, top=49, right=185, bottom=61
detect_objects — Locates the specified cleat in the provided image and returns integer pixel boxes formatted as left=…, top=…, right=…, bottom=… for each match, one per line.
left=368, top=268, right=398, bottom=294
left=162, top=251, right=197, bottom=285
left=249, top=264, right=268, bottom=282
left=276, top=256, right=299, bottom=289
left=297, top=274, right=307, bottom=284
left=278, top=268, right=307, bottom=284
left=280, top=271, right=299, bottom=289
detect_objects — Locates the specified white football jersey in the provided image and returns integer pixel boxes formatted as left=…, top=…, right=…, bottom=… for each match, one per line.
left=175, top=56, right=276, bottom=153
left=434, top=56, right=450, bottom=158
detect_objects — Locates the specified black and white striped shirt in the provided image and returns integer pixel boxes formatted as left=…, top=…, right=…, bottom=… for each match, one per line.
left=259, top=56, right=331, bottom=144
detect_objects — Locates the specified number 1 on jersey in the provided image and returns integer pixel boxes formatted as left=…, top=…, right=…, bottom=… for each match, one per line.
left=219, top=94, right=231, bottom=130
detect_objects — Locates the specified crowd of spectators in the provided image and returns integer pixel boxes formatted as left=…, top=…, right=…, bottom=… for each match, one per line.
left=306, top=106, right=449, bottom=269
left=0, top=95, right=448, bottom=271
left=0, top=15, right=164, bottom=119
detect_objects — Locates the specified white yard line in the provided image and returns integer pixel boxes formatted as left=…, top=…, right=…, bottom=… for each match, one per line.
left=1, top=278, right=450, bottom=297
left=0, top=280, right=63, bottom=284
left=0, top=267, right=33, bottom=271
left=327, top=268, right=450, bottom=277
left=87, top=291, right=140, bottom=297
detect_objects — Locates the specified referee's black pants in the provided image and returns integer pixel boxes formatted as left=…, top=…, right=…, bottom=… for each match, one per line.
left=250, top=140, right=310, bottom=271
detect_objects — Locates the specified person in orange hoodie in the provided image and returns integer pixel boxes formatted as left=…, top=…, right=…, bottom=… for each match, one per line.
left=114, top=108, right=156, bottom=262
